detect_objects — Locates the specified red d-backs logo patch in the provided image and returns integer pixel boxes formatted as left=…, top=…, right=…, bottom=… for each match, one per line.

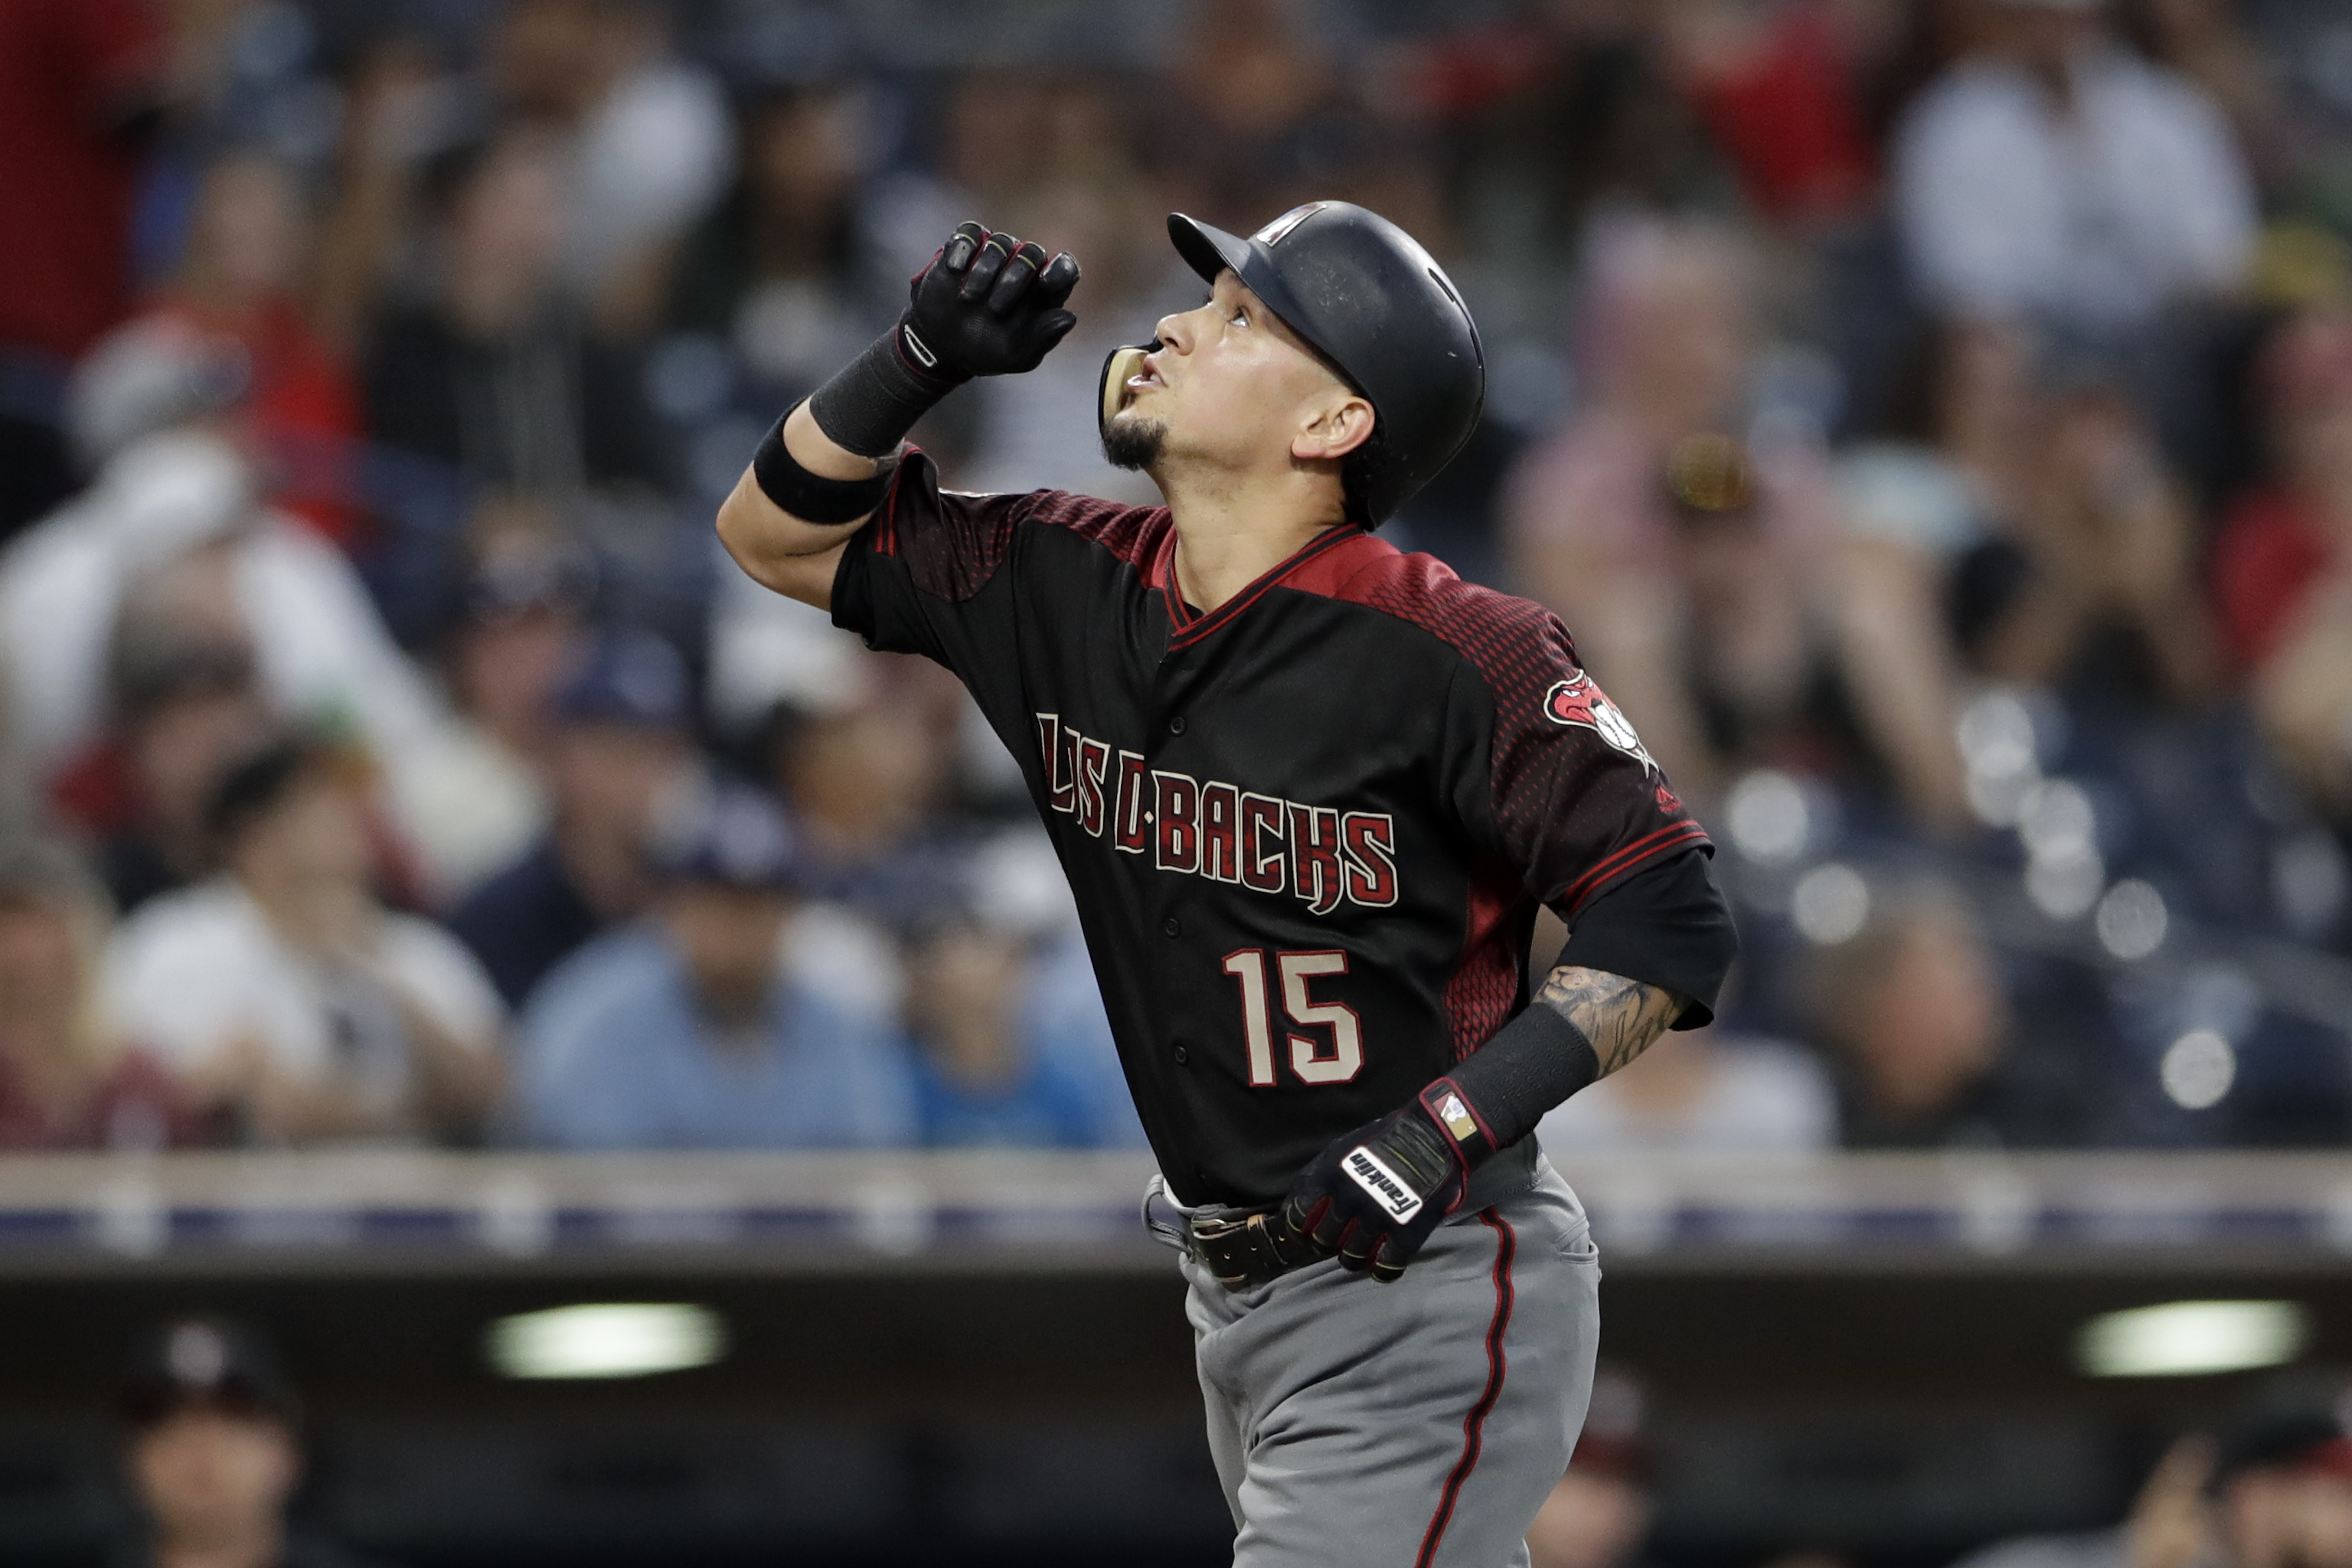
left=1544, top=671, right=1656, bottom=772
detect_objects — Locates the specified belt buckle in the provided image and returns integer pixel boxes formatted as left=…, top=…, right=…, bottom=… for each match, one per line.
left=1187, top=1208, right=1289, bottom=1289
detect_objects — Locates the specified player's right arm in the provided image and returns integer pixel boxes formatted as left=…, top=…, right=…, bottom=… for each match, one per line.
left=714, top=403, right=880, bottom=611
left=714, top=221, right=1080, bottom=612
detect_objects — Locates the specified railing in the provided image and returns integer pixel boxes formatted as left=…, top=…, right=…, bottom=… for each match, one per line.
left=2, top=1148, right=2347, bottom=1272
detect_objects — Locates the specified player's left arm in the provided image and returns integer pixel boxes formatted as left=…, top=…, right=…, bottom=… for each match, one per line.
left=1528, top=963, right=1688, bottom=1082
left=1279, top=959, right=1687, bottom=1285
left=1284, top=779, right=1733, bottom=1281
left=1283, top=625, right=1737, bottom=1282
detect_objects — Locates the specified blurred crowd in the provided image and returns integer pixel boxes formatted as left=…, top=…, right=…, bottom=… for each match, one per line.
left=1, top=0, right=2349, bottom=1155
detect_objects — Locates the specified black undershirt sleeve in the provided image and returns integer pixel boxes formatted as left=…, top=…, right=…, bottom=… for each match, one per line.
left=1551, top=845, right=1738, bottom=1029
left=829, top=523, right=879, bottom=642
left=1416, top=846, right=1742, bottom=1167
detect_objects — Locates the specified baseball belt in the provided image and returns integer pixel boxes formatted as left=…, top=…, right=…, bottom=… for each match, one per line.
left=1141, top=1178, right=1318, bottom=1289
left=1139, top=1144, right=1547, bottom=1290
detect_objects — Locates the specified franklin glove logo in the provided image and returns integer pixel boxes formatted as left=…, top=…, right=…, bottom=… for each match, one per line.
left=1343, top=1146, right=1423, bottom=1221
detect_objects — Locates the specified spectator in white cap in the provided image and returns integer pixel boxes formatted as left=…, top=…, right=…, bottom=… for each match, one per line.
left=511, top=784, right=916, bottom=1150
left=114, top=1316, right=388, bottom=1568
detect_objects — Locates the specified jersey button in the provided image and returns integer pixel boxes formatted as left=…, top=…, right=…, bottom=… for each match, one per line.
left=1162, top=916, right=1181, bottom=938
left=1172, top=1045, right=1190, bottom=1066
left=1168, top=715, right=1187, bottom=735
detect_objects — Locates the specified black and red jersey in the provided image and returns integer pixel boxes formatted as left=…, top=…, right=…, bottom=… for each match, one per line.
left=833, top=453, right=1726, bottom=1204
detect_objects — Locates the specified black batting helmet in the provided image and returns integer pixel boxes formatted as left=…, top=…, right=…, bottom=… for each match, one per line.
left=1098, top=201, right=1485, bottom=526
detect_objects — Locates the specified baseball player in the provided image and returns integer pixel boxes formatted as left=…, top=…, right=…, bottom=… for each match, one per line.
left=717, top=203, right=1739, bottom=1566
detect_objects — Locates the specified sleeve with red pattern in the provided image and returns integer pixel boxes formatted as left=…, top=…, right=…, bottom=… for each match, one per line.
left=828, top=449, right=1032, bottom=665
left=1436, top=593, right=1712, bottom=919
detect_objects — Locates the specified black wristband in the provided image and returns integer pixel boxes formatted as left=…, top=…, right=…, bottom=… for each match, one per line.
left=806, top=318, right=965, bottom=459
left=751, top=403, right=896, bottom=523
left=1419, top=1004, right=1600, bottom=1167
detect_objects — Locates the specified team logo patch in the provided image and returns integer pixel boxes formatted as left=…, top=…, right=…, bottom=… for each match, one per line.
left=1343, top=1146, right=1423, bottom=1221
left=1544, top=672, right=1655, bottom=773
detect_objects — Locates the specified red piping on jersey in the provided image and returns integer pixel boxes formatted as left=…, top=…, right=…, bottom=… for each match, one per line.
left=1558, top=819, right=1711, bottom=914
left=1443, top=859, right=1524, bottom=1063
left=1161, top=524, right=1365, bottom=648
left=870, top=451, right=916, bottom=557
left=1415, top=1208, right=1517, bottom=1568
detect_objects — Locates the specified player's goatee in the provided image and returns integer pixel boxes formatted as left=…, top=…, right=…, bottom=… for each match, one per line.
left=1100, top=413, right=1166, bottom=472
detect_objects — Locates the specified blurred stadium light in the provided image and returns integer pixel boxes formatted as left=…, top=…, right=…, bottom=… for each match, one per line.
left=2076, top=1300, right=2310, bottom=1378
left=485, top=1302, right=727, bottom=1380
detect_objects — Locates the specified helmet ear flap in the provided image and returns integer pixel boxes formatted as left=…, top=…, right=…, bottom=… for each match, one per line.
left=1098, top=342, right=1159, bottom=435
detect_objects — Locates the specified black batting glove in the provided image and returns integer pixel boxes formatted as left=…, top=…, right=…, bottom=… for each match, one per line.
left=901, top=220, right=1081, bottom=381
left=803, top=221, right=1082, bottom=458
left=1279, top=1102, right=1468, bottom=1283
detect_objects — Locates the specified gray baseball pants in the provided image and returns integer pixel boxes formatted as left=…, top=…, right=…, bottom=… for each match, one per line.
left=1174, top=1156, right=1602, bottom=1567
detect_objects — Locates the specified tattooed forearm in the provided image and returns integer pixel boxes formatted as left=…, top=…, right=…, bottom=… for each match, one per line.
left=1531, top=965, right=1688, bottom=1079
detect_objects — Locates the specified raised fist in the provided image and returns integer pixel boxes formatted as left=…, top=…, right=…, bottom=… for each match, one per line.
left=900, top=221, right=1081, bottom=381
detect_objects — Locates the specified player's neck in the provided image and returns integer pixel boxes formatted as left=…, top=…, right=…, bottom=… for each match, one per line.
left=1161, top=472, right=1348, bottom=614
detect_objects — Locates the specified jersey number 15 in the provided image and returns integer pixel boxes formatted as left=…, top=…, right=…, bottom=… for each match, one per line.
left=1220, top=949, right=1364, bottom=1086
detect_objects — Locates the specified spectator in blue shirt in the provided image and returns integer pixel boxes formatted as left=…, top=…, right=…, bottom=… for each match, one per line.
left=512, top=785, right=916, bottom=1150
left=450, top=629, right=697, bottom=1010
left=903, top=909, right=1133, bottom=1149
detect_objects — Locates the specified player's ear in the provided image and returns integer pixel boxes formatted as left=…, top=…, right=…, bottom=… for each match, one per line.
left=1291, top=394, right=1374, bottom=464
